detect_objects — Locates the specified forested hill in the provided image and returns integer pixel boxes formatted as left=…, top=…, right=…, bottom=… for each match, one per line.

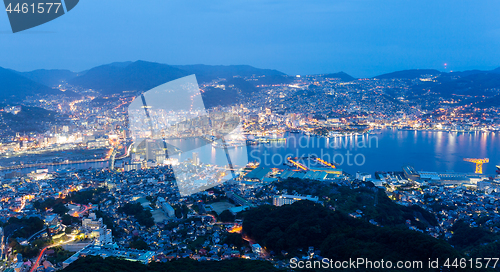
left=243, top=200, right=462, bottom=270
left=62, top=256, right=281, bottom=272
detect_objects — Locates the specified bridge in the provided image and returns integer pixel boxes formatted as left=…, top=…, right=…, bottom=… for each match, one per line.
left=110, top=148, right=119, bottom=171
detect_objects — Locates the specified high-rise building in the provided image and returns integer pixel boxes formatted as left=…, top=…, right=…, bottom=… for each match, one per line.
left=192, top=152, right=199, bottom=165
left=82, top=213, right=113, bottom=245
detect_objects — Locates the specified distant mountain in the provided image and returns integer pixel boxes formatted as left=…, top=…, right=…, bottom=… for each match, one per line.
left=448, top=67, right=500, bottom=77
left=69, top=61, right=190, bottom=94
left=173, top=64, right=285, bottom=83
left=225, top=77, right=258, bottom=95
left=490, top=67, right=500, bottom=74
left=7, top=61, right=500, bottom=102
left=251, top=74, right=295, bottom=86
left=74, top=62, right=133, bottom=77
left=473, top=94, right=500, bottom=108
left=102, top=61, right=133, bottom=69
left=323, top=71, right=356, bottom=82
left=449, top=69, right=487, bottom=77
left=20, top=69, right=77, bottom=87
left=374, top=69, right=442, bottom=79
left=68, top=61, right=291, bottom=96
left=201, top=87, right=239, bottom=108
left=0, top=67, right=68, bottom=101
left=458, top=72, right=500, bottom=88
left=415, top=72, right=500, bottom=97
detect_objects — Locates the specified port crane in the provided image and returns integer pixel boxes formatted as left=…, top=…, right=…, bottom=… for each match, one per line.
left=463, top=158, right=489, bottom=174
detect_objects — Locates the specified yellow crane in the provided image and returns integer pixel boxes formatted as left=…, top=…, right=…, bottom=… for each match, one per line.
left=463, top=158, right=489, bottom=174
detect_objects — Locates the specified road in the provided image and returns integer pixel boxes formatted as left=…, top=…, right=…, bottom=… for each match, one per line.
left=27, top=227, right=47, bottom=242
left=29, top=235, right=76, bottom=272
left=76, top=205, right=91, bottom=216
left=29, top=246, right=48, bottom=272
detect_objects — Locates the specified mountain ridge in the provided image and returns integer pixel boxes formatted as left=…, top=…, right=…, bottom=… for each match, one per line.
left=373, top=69, right=442, bottom=79
left=68, top=60, right=191, bottom=94
left=20, top=69, right=77, bottom=87
left=322, top=71, right=356, bottom=82
left=2, top=62, right=500, bottom=101
left=0, top=67, right=70, bottom=101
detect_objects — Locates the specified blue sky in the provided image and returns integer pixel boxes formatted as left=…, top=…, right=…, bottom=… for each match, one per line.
left=1, top=0, right=500, bottom=77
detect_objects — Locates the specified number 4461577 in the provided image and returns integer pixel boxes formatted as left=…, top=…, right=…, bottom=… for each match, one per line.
left=6, top=3, right=62, bottom=14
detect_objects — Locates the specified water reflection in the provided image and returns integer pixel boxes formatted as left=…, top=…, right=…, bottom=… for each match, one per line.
left=4, top=129, right=500, bottom=177
left=247, top=129, right=500, bottom=175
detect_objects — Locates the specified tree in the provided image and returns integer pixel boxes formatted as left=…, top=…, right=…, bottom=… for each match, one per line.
left=118, top=202, right=154, bottom=228
left=52, top=202, right=69, bottom=216
left=243, top=200, right=462, bottom=263
left=129, top=236, right=149, bottom=250
left=62, top=214, right=79, bottom=226
left=219, top=210, right=235, bottom=222
left=65, top=226, right=74, bottom=234
left=223, top=233, right=245, bottom=248
left=181, top=204, right=189, bottom=218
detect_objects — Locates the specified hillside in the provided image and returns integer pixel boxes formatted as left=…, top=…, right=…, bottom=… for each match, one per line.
left=491, top=67, right=500, bottom=74
left=273, top=178, right=438, bottom=229
left=242, top=201, right=461, bottom=268
left=409, top=72, right=500, bottom=97
left=68, top=61, right=291, bottom=95
left=0, top=67, right=64, bottom=101
left=69, top=61, right=190, bottom=94
left=20, top=69, right=77, bottom=87
left=0, top=104, right=62, bottom=135
left=322, top=71, right=356, bottom=82
left=374, top=69, right=442, bottom=79
left=473, top=94, right=500, bottom=108
left=173, top=64, right=286, bottom=83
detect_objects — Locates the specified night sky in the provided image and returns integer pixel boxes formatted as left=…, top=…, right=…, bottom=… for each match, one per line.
left=1, top=0, right=500, bottom=77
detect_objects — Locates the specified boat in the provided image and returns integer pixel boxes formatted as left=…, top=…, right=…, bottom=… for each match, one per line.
left=211, top=141, right=245, bottom=149
left=496, top=165, right=500, bottom=174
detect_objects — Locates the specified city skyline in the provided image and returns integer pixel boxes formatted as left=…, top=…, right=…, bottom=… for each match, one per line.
left=1, top=1, right=500, bottom=271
